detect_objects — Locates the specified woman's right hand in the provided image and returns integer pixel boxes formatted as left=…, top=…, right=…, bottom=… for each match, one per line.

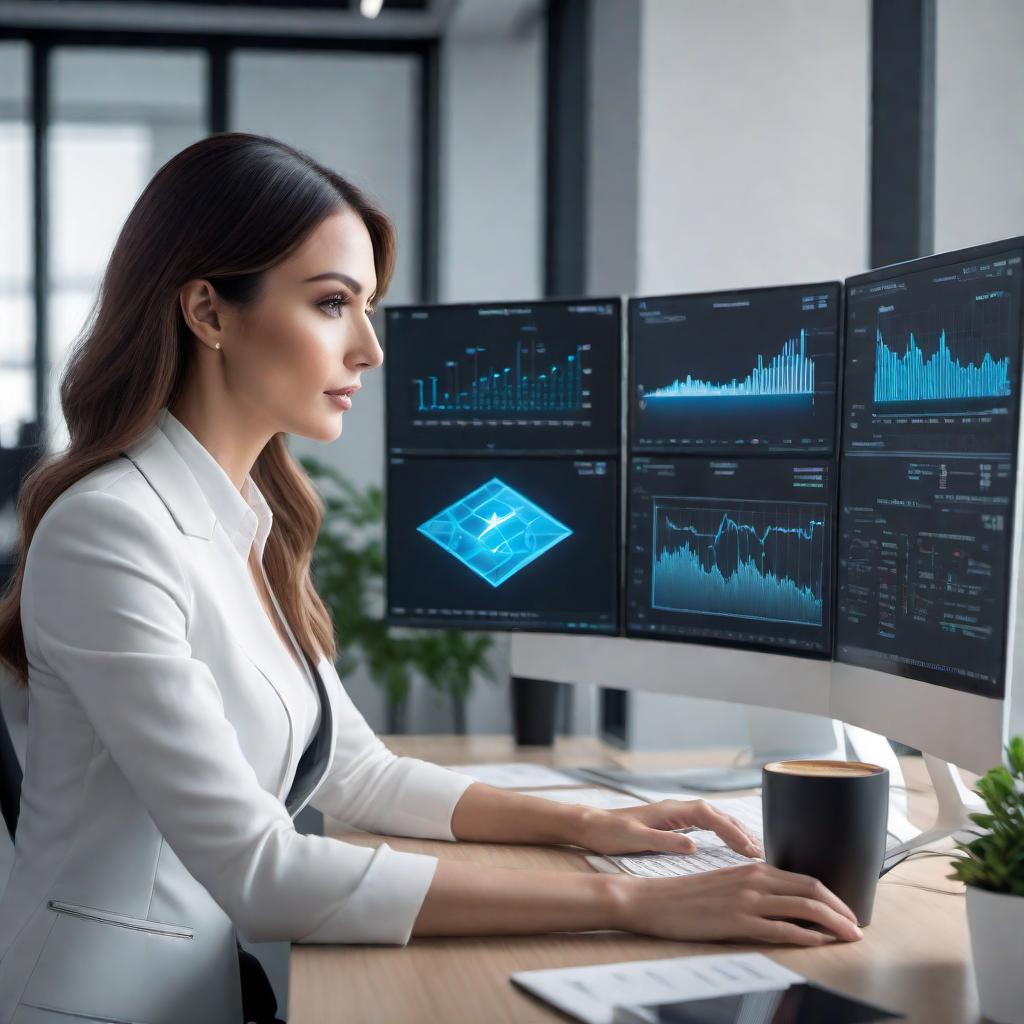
left=609, top=861, right=864, bottom=946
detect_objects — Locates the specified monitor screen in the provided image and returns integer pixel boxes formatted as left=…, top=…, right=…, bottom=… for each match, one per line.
left=386, top=455, right=619, bottom=633
left=626, top=456, right=834, bottom=655
left=629, top=283, right=840, bottom=454
left=843, top=247, right=1023, bottom=456
left=836, top=239, right=1024, bottom=697
left=384, top=299, right=621, bottom=456
left=836, top=454, right=1013, bottom=695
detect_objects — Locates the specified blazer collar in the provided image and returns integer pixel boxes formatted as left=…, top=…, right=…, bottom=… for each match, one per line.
left=123, top=407, right=273, bottom=563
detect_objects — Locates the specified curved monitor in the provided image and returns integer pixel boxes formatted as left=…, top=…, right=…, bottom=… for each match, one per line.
left=833, top=237, right=1024, bottom=772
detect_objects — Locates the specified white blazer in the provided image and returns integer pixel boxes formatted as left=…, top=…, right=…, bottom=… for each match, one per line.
left=0, top=408, right=475, bottom=1024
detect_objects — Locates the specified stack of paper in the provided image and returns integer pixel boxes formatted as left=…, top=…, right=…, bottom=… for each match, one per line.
left=512, top=953, right=803, bottom=1024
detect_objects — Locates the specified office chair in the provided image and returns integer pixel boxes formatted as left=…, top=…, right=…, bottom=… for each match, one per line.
left=0, top=705, right=20, bottom=842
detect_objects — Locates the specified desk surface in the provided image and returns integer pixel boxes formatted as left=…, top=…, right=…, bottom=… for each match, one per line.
left=289, top=736, right=978, bottom=1024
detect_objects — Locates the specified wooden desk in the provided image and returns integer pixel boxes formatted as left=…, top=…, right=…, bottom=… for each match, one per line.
left=289, top=736, right=979, bottom=1024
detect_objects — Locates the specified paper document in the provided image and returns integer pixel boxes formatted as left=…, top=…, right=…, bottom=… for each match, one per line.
left=512, top=952, right=802, bottom=1024
left=519, top=787, right=648, bottom=809
left=445, top=762, right=582, bottom=789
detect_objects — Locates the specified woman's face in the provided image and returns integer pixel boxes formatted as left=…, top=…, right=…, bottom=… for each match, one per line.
left=224, top=207, right=384, bottom=442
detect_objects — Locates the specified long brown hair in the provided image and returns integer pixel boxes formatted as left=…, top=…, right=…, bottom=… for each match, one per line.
left=0, top=131, right=396, bottom=687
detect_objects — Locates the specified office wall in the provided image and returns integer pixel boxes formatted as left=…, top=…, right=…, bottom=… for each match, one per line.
left=934, top=0, right=1024, bottom=252
left=637, top=0, right=870, bottom=294
left=438, top=0, right=544, bottom=305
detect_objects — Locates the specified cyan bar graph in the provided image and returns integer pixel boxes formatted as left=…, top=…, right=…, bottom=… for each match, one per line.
left=873, top=327, right=1012, bottom=403
left=643, top=329, right=815, bottom=400
left=413, top=341, right=587, bottom=414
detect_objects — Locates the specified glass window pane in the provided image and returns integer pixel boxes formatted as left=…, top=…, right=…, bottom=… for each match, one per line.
left=47, top=47, right=207, bottom=453
left=0, top=41, right=32, bottom=453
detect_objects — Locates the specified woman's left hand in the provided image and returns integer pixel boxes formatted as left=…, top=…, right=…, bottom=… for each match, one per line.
left=575, top=799, right=764, bottom=859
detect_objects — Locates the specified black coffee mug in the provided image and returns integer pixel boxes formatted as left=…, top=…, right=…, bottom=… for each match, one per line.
left=762, top=759, right=889, bottom=927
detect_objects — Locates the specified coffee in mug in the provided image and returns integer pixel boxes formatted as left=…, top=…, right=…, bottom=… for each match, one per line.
left=762, top=759, right=889, bottom=927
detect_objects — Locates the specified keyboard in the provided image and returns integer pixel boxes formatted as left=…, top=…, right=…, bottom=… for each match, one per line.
left=593, top=793, right=905, bottom=879
left=603, top=795, right=764, bottom=878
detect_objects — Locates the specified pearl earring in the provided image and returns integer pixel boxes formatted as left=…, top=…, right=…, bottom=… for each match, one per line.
left=214, top=343, right=221, bottom=350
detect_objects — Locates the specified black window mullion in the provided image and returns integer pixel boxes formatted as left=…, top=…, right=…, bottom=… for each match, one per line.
left=30, top=41, right=49, bottom=447
left=208, top=43, right=229, bottom=134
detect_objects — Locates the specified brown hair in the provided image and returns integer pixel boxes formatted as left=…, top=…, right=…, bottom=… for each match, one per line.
left=0, top=131, right=396, bottom=687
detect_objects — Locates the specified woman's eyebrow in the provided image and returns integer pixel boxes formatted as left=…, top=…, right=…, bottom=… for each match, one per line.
left=304, top=271, right=362, bottom=293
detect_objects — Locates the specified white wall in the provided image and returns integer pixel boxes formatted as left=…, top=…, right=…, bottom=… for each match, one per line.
left=638, top=0, right=870, bottom=294
left=439, top=0, right=545, bottom=305
left=934, top=0, right=1024, bottom=252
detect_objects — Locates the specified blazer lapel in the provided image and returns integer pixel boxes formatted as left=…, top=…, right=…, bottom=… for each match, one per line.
left=122, top=425, right=302, bottom=791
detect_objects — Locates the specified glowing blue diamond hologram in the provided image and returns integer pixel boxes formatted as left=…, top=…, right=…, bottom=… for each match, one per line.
left=417, top=477, right=573, bottom=588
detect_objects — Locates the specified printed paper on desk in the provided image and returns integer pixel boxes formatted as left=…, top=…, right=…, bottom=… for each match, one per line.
left=445, top=762, right=581, bottom=789
left=511, top=953, right=802, bottom=1024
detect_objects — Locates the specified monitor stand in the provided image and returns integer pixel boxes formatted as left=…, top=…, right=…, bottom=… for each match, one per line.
left=839, top=724, right=986, bottom=869
left=878, top=754, right=984, bottom=873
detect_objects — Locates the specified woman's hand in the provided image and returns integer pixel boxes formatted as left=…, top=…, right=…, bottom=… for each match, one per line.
left=576, top=799, right=763, bottom=859
left=609, top=861, right=864, bottom=946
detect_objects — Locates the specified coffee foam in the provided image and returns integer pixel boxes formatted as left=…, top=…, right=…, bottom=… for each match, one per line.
left=763, top=759, right=883, bottom=778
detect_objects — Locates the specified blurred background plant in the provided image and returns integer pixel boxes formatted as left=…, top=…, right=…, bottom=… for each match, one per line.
left=301, top=455, right=498, bottom=734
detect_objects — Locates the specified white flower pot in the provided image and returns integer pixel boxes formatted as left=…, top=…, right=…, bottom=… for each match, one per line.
left=966, top=885, right=1024, bottom=1024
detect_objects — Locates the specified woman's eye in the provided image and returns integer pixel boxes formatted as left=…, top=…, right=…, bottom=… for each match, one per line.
left=320, top=294, right=348, bottom=317
left=320, top=294, right=375, bottom=318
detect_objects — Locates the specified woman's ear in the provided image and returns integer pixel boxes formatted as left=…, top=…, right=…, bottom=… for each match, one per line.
left=179, top=279, right=225, bottom=351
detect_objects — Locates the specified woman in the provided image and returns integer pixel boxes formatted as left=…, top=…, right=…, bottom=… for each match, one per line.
left=0, top=133, right=860, bottom=1024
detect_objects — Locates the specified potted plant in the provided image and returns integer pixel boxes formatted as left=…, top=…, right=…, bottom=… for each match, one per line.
left=301, top=455, right=497, bottom=734
left=948, top=735, right=1024, bottom=1024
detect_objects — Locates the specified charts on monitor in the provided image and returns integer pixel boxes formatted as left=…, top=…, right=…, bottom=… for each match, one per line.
left=835, top=454, right=1012, bottom=695
left=386, top=456, right=619, bottom=633
left=629, top=283, right=840, bottom=454
left=843, top=249, right=1023, bottom=455
left=627, top=458, right=834, bottom=654
left=385, top=300, right=621, bottom=455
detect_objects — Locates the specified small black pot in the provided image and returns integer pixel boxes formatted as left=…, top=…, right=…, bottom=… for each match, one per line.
left=511, top=676, right=558, bottom=746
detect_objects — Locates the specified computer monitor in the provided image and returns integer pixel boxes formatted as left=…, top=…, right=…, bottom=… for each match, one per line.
left=833, top=236, right=1024, bottom=774
left=625, top=456, right=834, bottom=656
left=384, top=299, right=622, bottom=456
left=628, top=282, right=841, bottom=455
left=385, top=455, right=620, bottom=634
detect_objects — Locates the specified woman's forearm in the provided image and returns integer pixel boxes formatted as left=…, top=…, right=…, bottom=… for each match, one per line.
left=412, top=858, right=622, bottom=936
left=449, top=782, right=592, bottom=846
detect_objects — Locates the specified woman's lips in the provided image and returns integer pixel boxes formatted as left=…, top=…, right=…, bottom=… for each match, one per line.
left=324, top=392, right=353, bottom=410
